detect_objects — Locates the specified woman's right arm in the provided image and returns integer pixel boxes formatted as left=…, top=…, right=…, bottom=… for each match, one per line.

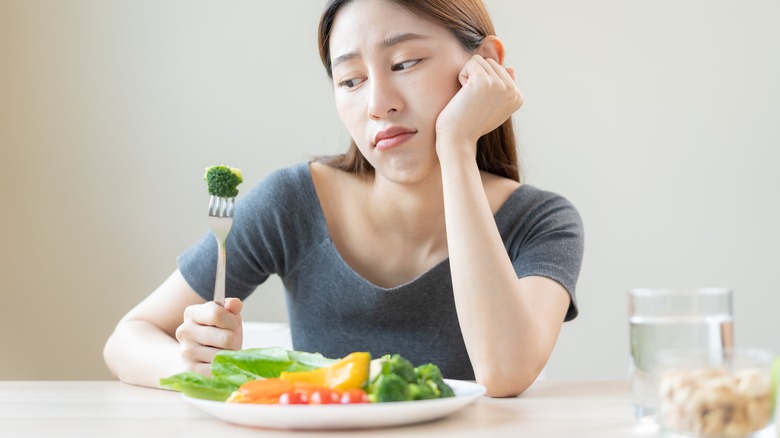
left=103, top=269, right=243, bottom=389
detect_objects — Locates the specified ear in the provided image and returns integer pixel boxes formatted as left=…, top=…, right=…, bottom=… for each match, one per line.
left=476, top=35, right=505, bottom=64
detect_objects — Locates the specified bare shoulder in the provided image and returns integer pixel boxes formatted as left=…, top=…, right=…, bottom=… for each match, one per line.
left=308, top=161, right=369, bottom=222
left=308, top=160, right=335, bottom=181
left=480, top=171, right=522, bottom=215
left=308, top=161, right=367, bottom=195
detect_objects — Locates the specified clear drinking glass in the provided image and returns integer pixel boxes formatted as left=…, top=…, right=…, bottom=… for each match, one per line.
left=627, top=288, right=735, bottom=423
left=651, top=348, right=777, bottom=438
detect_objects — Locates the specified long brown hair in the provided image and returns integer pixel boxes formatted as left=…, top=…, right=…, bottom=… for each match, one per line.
left=316, top=0, right=520, bottom=182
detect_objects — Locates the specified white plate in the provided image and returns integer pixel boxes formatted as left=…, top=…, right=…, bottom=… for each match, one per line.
left=183, top=379, right=485, bottom=430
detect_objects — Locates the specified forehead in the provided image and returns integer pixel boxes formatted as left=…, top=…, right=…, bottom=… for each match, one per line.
left=329, top=0, right=453, bottom=58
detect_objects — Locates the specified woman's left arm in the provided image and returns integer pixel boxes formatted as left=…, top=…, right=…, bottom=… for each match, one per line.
left=436, top=55, right=571, bottom=397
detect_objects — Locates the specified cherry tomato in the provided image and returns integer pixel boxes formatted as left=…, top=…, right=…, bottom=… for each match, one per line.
left=309, top=389, right=340, bottom=404
left=278, top=390, right=309, bottom=405
left=340, top=389, right=369, bottom=404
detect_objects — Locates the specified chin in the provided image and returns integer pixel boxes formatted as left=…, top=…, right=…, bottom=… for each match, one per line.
left=379, top=157, right=441, bottom=185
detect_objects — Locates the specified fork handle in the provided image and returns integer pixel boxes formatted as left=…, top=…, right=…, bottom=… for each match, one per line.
left=213, top=240, right=227, bottom=306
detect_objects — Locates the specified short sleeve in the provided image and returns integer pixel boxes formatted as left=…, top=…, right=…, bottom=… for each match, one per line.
left=496, top=186, right=585, bottom=321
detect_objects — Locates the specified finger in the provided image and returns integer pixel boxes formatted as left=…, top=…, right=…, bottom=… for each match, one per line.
left=485, top=58, right=514, bottom=83
left=180, top=343, right=223, bottom=365
left=515, top=89, right=525, bottom=108
left=483, top=58, right=523, bottom=107
left=176, top=312, right=242, bottom=350
left=505, top=66, right=516, bottom=81
left=458, top=62, right=470, bottom=86
left=185, top=301, right=242, bottom=331
left=459, top=55, right=493, bottom=86
left=470, top=55, right=495, bottom=75
left=225, top=297, right=244, bottom=316
left=190, top=324, right=242, bottom=350
left=224, top=298, right=244, bottom=346
left=189, top=362, right=213, bottom=377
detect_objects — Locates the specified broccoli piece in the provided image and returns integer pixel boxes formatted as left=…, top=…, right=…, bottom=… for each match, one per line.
left=368, top=373, right=411, bottom=403
left=366, top=355, right=456, bottom=402
left=415, top=363, right=455, bottom=398
left=204, top=165, right=243, bottom=198
left=408, top=381, right=439, bottom=400
left=375, top=354, right=416, bottom=383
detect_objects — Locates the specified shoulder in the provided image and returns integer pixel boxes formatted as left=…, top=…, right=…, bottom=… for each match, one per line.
left=481, top=172, right=581, bottom=226
left=503, top=185, right=580, bottom=221
left=308, top=161, right=371, bottom=208
left=496, top=184, right=584, bottom=247
left=230, top=162, right=324, bottom=233
left=240, top=162, right=316, bottom=206
left=230, top=162, right=329, bottom=271
left=309, top=161, right=367, bottom=187
left=259, top=162, right=314, bottom=191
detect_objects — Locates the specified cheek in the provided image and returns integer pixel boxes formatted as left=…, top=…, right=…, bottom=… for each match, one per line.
left=335, top=94, right=364, bottom=134
left=412, top=72, right=461, bottom=118
left=416, top=54, right=467, bottom=115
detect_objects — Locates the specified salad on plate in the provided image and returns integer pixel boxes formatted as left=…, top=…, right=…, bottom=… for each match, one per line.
left=161, top=347, right=455, bottom=405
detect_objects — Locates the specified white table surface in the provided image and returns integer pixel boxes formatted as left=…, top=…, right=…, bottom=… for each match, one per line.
left=0, top=380, right=680, bottom=438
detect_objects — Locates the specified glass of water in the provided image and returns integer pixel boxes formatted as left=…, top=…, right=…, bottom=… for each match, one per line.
left=627, top=288, right=734, bottom=423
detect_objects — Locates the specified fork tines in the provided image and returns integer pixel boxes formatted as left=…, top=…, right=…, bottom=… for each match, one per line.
left=208, top=195, right=235, bottom=218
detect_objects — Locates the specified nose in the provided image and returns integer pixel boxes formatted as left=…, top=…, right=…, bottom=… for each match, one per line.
left=367, top=73, right=403, bottom=119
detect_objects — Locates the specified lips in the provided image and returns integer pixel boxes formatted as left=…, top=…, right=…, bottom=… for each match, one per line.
left=373, top=126, right=417, bottom=151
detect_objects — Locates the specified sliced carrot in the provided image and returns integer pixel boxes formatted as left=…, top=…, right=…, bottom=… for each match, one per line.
left=235, top=378, right=293, bottom=403
left=239, top=378, right=293, bottom=395
left=229, top=378, right=356, bottom=405
left=227, top=392, right=280, bottom=404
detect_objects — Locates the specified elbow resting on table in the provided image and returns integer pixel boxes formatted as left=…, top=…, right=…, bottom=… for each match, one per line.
left=103, top=331, right=140, bottom=385
left=477, top=362, right=545, bottom=398
left=103, top=333, right=127, bottom=382
left=480, top=376, right=535, bottom=398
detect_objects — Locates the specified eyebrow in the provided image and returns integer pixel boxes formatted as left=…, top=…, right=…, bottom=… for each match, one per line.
left=331, top=32, right=430, bottom=70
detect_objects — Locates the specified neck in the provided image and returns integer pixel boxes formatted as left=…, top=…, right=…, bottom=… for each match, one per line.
left=365, top=170, right=447, bottom=248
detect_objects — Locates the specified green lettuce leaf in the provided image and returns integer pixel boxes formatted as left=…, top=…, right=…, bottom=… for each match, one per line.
left=210, top=347, right=336, bottom=385
left=288, top=349, right=339, bottom=369
left=160, top=371, right=238, bottom=401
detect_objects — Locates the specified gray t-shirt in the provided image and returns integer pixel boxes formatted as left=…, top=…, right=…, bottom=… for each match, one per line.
left=178, top=162, right=584, bottom=380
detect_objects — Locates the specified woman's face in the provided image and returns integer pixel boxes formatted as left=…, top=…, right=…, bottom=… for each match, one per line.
left=329, top=0, right=472, bottom=183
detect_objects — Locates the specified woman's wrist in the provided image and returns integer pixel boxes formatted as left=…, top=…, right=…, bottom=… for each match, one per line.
left=435, top=135, right=478, bottom=171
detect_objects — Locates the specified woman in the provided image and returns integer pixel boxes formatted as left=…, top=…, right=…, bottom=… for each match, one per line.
left=104, top=0, right=584, bottom=398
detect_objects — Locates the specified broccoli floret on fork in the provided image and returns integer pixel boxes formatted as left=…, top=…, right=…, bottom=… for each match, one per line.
left=204, top=165, right=243, bottom=198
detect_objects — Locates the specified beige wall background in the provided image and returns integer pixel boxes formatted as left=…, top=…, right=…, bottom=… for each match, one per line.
left=1, top=0, right=778, bottom=381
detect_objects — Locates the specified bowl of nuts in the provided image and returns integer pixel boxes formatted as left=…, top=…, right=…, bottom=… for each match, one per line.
left=652, top=348, right=777, bottom=438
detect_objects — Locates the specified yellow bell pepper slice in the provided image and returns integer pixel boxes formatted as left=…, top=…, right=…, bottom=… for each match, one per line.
left=279, top=352, right=371, bottom=391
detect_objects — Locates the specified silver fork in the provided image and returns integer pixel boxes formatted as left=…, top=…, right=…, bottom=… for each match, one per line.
left=208, top=195, right=235, bottom=306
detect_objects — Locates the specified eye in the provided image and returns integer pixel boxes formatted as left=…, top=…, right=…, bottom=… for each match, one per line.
left=338, top=77, right=366, bottom=89
left=391, top=59, right=420, bottom=72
